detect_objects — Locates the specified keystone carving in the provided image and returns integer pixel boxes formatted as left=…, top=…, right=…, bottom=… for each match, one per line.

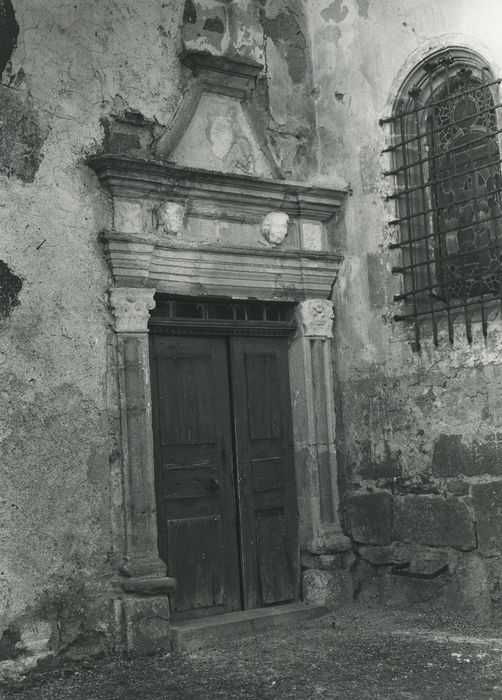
left=298, top=299, right=334, bottom=338
left=261, top=211, right=289, bottom=246
left=153, top=200, right=186, bottom=237
left=109, top=287, right=156, bottom=333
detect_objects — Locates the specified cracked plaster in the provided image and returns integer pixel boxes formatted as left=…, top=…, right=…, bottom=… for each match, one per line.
left=0, top=0, right=185, bottom=670
left=0, top=0, right=325, bottom=672
left=305, top=0, right=502, bottom=615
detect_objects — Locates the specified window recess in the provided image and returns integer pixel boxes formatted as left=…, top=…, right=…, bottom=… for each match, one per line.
left=381, top=51, right=502, bottom=348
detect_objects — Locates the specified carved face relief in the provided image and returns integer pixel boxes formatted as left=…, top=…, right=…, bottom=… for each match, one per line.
left=261, top=212, right=290, bottom=246
left=153, top=201, right=186, bottom=237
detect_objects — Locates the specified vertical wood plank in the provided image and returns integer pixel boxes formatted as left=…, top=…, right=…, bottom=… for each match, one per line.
left=230, top=336, right=299, bottom=609
left=150, top=335, right=241, bottom=617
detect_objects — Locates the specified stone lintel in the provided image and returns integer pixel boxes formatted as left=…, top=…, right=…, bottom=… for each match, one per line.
left=103, top=238, right=341, bottom=301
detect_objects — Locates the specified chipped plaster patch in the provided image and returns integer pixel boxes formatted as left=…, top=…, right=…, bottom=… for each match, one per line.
left=261, top=9, right=307, bottom=83
left=321, top=0, right=349, bottom=23
left=355, top=0, right=370, bottom=19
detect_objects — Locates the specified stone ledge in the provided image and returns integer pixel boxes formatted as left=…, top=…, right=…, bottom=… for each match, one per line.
left=170, top=603, right=328, bottom=652
left=181, top=50, right=264, bottom=83
left=120, top=576, right=177, bottom=596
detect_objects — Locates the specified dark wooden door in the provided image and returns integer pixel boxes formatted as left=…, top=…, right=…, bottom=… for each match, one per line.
left=150, top=336, right=241, bottom=617
left=230, top=337, right=299, bottom=609
left=150, top=333, right=299, bottom=618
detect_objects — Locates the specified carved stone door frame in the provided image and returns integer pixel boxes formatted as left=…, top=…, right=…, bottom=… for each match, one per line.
left=89, top=153, right=348, bottom=652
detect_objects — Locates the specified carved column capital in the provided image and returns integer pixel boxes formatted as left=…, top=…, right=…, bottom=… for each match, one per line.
left=297, top=299, right=334, bottom=338
left=109, top=287, right=156, bottom=333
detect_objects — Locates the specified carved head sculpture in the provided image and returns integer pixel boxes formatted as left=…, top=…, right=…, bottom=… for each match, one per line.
left=261, top=211, right=290, bottom=246
left=153, top=201, right=186, bottom=237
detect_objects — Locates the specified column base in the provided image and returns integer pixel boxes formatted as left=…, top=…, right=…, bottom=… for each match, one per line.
left=118, top=551, right=167, bottom=579
left=308, top=528, right=352, bottom=555
left=113, top=596, right=172, bottom=653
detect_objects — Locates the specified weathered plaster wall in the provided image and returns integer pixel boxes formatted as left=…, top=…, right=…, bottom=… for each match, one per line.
left=0, top=0, right=322, bottom=672
left=7, top=0, right=502, bottom=668
left=0, top=0, right=185, bottom=671
left=178, top=0, right=317, bottom=178
left=307, top=0, right=502, bottom=618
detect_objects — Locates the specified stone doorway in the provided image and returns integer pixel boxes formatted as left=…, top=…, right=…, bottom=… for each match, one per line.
left=89, top=111, right=349, bottom=649
left=149, top=298, right=300, bottom=619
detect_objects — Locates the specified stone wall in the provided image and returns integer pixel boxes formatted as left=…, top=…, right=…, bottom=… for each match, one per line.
left=307, top=0, right=502, bottom=619
left=0, top=0, right=187, bottom=673
left=0, top=0, right=327, bottom=674
left=4, top=0, right=502, bottom=674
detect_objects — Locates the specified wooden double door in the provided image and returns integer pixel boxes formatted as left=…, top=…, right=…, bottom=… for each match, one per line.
left=150, top=333, right=299, bottom=618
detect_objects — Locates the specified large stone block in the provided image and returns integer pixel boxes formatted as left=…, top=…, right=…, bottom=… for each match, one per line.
left=345, top=492, right=392, bottom=545
left=302, top=569, right=353, bottom=608
left=357, top=439, right=402, bottom=480
left=393, top=495, right=476, bottom=551
left=472, top=481, right=502, bottom=557
left=432, top=432, right=502, bottom=477
left=120, top=597, right=171, bottom=653
left=358, top=545, right=395, bottom=566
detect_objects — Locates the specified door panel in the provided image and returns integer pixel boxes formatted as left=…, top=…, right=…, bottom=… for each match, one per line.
left=230, top=336, right=299, bottom=609
left=150, top=335, right=241, bottom=617
left=166, top=515, right=224, bottom=610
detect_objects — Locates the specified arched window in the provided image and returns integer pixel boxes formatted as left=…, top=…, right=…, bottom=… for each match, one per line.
left=382, top=49, right=502, bottom=347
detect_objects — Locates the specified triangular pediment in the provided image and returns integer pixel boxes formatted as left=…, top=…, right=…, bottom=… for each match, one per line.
left=155, top=51, right=283, bottom=179
left=170, top=92, right=274, bottom=178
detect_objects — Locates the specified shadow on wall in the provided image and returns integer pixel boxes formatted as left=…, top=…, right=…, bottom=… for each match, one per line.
left=0, top=260, right=22, bottom=319
left=0, top=0, right=18, bottom=76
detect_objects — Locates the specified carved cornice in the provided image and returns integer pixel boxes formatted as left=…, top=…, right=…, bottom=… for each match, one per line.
left=181, top=50, right=263, bottom=97
left=297, top=299, right=334, bottom=338
left=88, top=155, right=346, bottom=222
left=90, top=155, right=346, bottom=301
left=109, top=287, right=156, bottom=333
left=103, top=232, right=342, bottom=300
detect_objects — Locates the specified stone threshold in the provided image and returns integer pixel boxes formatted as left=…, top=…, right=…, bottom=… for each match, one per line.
left=171, top=602, right=329, bottom=652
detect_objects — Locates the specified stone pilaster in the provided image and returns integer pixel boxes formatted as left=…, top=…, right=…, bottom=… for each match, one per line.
left=109, top=287, right=174, bottom=652
left=109, top=288, right=170, bottom=581
left=289, top=299, right=350, bottom=555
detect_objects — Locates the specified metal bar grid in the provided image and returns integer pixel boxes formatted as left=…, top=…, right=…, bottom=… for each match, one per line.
left=383, top=121, right=502, bottom=177
left=383, top=57, right=502, bottom=345
left=380, top=75, right=502, bottom=125
left=383, top=96, right=502, bottom=153
left=386, top=154, right=502, bottom=201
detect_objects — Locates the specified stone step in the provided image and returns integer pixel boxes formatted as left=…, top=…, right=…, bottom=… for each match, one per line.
left=170, top=602, right=329, bottom=652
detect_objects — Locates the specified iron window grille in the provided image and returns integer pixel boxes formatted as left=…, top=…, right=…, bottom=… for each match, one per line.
left=381, top=49, right=502, bottom=348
